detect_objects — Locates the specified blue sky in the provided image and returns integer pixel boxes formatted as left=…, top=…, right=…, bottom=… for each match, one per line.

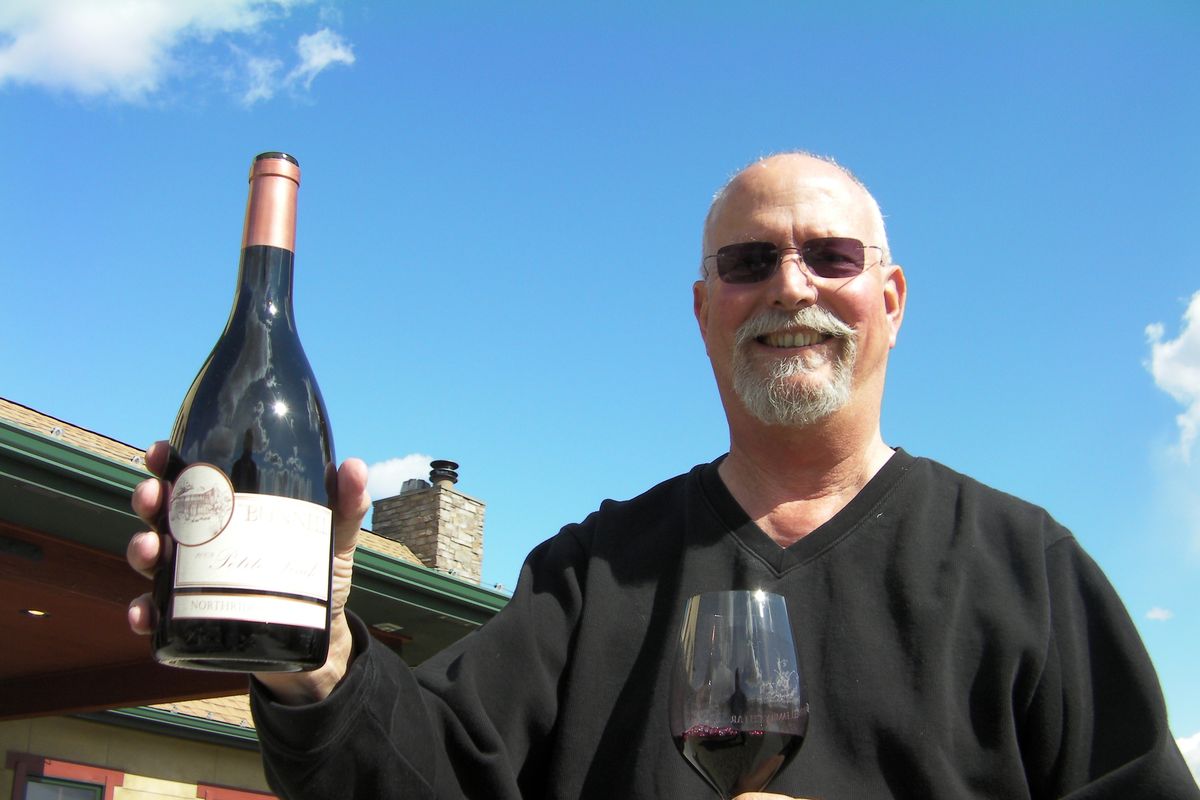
left=2, top=0, right=1197, bottom=771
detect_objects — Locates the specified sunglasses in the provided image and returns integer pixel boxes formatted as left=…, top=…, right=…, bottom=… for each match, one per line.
left=704, top=238, right=882, bottom=284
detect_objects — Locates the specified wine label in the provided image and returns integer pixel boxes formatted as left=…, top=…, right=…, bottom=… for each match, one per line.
left=171, top=592, right=327, bottom=628
left=170, top=478, right=332, bottom=617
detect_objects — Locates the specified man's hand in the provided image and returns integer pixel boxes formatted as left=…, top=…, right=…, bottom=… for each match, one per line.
left=126, top=440, right=371, bottom=704
left=733, top=795, right=816, bottom=799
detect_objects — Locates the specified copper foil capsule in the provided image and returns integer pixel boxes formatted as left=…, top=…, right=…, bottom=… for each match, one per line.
left=242, top=153, right=301, bottom=252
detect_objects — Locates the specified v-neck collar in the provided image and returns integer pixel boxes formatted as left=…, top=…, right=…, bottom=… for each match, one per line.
left=698, top=448, right=915, bottom=575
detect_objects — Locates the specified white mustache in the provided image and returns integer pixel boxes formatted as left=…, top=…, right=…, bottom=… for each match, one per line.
left=734, top=306, right=855, bottom=348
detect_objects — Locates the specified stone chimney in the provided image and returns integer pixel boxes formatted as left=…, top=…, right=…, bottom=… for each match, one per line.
left=371, top=460, right=485, bottom=584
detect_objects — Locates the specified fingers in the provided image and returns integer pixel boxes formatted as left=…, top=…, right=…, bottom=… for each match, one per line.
left=144, top=440, right=172, bottom=478
left=131, top=473, right=166, bottom=528
left=127, top=444, right=171, bottom=636
left=126, top=530, right=163, bottom=579
left=129, top=472, right=168, bottom=582
left=127, top=592, right=157, bottom=635
left=129, top=459, right=168, bottom=584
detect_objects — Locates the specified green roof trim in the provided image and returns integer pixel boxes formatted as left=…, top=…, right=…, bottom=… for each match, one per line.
left=350, top=546, right=509, bottom=664
left=353, top=546, right=509, bottom=620
left=0, top=417, right=147, bottom=492
left=0, top=418, right=146, bottom=554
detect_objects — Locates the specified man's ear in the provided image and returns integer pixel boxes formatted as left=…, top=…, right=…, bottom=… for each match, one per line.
left=882, top=263, right=906, bottom=349
left=693, top=279, right=710, bottom=345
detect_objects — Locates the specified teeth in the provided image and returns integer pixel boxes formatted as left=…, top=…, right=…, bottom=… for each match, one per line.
left=761, top=331, right=826, bottom=348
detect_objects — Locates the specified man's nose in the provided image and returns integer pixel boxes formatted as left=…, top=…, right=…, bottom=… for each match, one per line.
left=769, top=253, right=818, bottom=308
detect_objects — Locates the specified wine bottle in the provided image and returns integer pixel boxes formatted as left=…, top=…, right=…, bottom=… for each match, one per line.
left=152, top=151, right=335, bottom=672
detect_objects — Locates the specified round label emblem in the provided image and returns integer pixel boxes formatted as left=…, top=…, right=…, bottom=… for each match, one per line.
left=168, top=463, right=235, bottom=546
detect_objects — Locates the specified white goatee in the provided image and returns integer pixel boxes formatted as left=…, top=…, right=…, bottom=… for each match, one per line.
left=732, top=306, right=857, bottom=427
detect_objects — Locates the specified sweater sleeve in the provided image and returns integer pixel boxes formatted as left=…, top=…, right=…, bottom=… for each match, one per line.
left=1021, top=536, right=1199, bottom=798
left=250, top=526, right=590, bottom=799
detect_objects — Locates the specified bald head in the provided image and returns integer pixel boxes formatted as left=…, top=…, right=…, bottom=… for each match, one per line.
left=701, top=153, right=890, bottom=275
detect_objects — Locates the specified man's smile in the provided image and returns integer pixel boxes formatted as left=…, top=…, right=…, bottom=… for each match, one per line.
left=756, top=330, right=833, bottom=348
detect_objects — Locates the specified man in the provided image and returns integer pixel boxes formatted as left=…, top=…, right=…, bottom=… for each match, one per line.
left=128, top=153, right=1199, bottom=798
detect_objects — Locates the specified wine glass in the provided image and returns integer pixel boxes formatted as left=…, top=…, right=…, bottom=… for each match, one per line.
left=669, top=590, right=809, bottom=799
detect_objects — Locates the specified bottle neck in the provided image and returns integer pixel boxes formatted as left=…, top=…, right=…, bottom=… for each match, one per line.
left=231, top=245, right=296, bottom=330
left=234, top=155, right=301, bottom=330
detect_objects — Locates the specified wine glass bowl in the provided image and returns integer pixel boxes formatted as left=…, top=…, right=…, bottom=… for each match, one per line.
left=669, top=590, right=808, bottom=799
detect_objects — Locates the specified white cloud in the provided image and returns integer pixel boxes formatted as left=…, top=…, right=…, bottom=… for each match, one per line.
left=1178, top=731, right=1200, bottom=785
left=240, top=54, right=282, bottom=105
left=366, top=454, right=433, bottom=502
left=285, top=27, right=353, bottom=90
left=1147, top=290, right=1200, bottom=462
left=0, top=0, right=353, bottom=104
left=1146, top=607, right=1174, bottom=621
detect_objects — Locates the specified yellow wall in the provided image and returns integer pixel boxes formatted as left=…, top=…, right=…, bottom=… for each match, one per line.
left=1, top=715, right=271, bottom=799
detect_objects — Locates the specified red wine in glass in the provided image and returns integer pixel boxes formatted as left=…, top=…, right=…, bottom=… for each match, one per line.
left=669, top=590, right=809, bottom=798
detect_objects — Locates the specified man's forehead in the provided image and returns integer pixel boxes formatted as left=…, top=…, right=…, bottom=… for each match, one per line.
left=711, top=174, right=865, bottom=232
left=726, top=161, right=857, bottom=206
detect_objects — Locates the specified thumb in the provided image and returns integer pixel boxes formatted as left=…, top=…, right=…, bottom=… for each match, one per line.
left=333, top=458, right=370, bottom=555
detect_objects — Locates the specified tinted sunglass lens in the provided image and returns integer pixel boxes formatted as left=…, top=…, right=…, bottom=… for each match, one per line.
left=713, top=238, right=870, bottom=283
left=802, top=238, right=865, bottom=278
left=717, top=242, right=777, bottom=283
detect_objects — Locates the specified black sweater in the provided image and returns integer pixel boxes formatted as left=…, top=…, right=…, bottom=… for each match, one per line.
left=252, top=450, right=1199, bottom=798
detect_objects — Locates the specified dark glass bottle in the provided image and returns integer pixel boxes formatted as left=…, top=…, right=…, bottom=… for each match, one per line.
left=153, top=152, right=335, bottom=672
